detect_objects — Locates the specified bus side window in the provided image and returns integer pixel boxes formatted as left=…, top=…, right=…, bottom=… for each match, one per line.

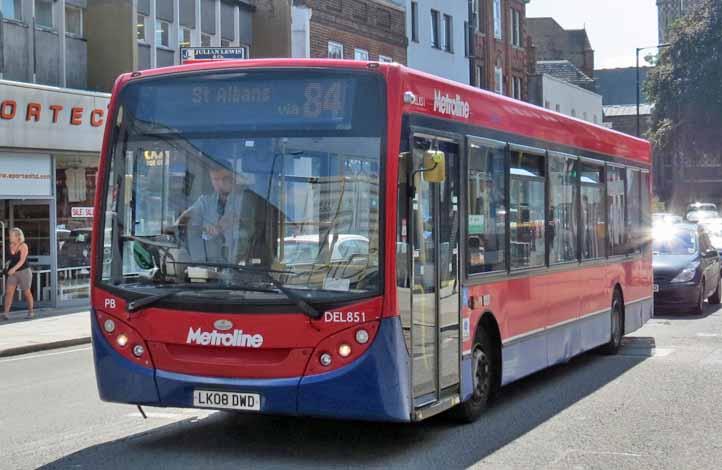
left=467, top=140, right=506, bottom=274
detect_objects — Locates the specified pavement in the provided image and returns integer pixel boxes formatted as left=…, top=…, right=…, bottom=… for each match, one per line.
left=2, top=303, right=722, bottom=469
left=0, top=307, right=90, bottom=357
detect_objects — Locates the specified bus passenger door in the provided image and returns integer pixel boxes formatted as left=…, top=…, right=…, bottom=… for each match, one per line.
left=407, top=133, right=461, bottom=417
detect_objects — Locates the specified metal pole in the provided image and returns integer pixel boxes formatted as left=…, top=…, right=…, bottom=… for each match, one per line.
left=636, top=48, right=641, bottom=137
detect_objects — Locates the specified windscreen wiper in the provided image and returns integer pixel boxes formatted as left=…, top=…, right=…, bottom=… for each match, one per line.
left=127, top=288, right=187, bottom=314
left=170, top=261, right=323, bottom=319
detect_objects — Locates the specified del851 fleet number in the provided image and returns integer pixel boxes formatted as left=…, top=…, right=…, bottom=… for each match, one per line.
left=324, top=311, right=367, bottom=323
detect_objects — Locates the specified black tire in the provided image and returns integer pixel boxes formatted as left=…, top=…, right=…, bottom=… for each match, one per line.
left=452, top=329, right=495, bottom=423
left=693, top=280, right=705, bottom=315
left=709, top=276, right=721, bottom=305
left=600, top=290, right=624, bottom=355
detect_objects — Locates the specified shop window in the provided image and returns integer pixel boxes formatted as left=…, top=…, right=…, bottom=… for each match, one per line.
left=581, top=163, right=605, bottom=260
left=55, top=155, right=99, bottom=301
left=510, top=148, right=545, bottom=269
left=549, top=155, right=579, bottom=264
left=379, top=55, right=393, bottom=63
left=467, top=140, right=507, bottom=274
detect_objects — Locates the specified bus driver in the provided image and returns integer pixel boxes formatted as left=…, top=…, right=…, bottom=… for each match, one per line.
left=174, top=159, right=250, bottom=263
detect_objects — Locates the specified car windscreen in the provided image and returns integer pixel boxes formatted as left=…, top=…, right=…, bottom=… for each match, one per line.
left=653, top=229, right=698, bottom=255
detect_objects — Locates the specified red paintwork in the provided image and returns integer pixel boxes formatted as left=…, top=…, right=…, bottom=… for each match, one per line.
left=92, top=59, right=652, bottom=378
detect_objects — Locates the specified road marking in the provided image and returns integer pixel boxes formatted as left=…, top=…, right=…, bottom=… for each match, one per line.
left=697, top=332, right=722, bottom=337
left=0, top=346, right=91, bottom=363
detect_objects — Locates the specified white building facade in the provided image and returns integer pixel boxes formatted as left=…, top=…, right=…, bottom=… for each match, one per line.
left=393, top=0, right=470, bottom=84
left=530, top=73, right=604, bottom=125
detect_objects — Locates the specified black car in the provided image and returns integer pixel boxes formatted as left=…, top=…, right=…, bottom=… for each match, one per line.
left=653, top=224, right=722, bottom=314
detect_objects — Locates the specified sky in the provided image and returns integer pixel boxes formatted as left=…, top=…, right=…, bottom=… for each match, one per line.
left=526, top=0, right=659, bottom=70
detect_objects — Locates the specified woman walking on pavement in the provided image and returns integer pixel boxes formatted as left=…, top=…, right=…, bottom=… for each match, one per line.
left=2, top=228, right=34, bottom=320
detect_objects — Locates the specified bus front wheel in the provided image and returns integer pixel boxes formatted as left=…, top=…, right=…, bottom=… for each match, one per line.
left=453, top=329, right=494, bottom=423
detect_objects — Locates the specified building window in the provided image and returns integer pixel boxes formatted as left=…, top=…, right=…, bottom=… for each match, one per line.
left=511, top=9, right=521, bottom=47
left=493, top=0, right=502, bottom=39
left=593, top=115, right=598, bottom=124
left=201, top=33, right=212, bottom=47
left=464, top=21, right=469, bottom=57
left=353, top=2, right=367, bottom=21
left=571, top=109, right=577, bottom=117
left=35, top=0, right=54, bottom=28
left=354, top=48, right=369, bottom=61
left=494, top=66, right=503, bottom=94
left=467, top=140, right=507, bottom=274
left=555, top=104, right=561, bottom=112
left=328, top=41, right=344, bottom=59
left=377, top=8, right=391, bottom=28
left=544, top=100, right=551, bottom=109
left=65, top=5, right=83, bottom=36
left=378, top=55, right=393, bottom=63
left=2, top=0, right=22, bottom=21
left=478, top=0, right=487, bottom=34
left=583, top=111, right=588, bottom=121
left=442, top=14, right=453, bottom=52
left=179, top=27, right=192, bottom=48
left=511, top=76, right=522, bottom=99
left=137, top=14, right=149, bottom=42
left=156, top=19, right=170, bottom=48
left=411, top=1, right=418, bottom=42
left=476, top=65, right=484, bottom=88
left=431, top=10, right=440, bottom=48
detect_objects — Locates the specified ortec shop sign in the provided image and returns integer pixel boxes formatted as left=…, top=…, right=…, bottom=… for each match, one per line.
left=0, top=80, right=110, bottom=152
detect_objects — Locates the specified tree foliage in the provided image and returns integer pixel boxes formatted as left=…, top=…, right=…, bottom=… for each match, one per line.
left=645, top=0, right=722, bottom=157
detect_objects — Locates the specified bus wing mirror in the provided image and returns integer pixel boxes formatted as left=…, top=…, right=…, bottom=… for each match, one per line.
left=422, top=150, right=446, bottom=183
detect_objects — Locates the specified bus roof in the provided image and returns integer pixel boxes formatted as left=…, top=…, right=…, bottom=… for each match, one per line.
left=113, top=58, right=650, bottom=166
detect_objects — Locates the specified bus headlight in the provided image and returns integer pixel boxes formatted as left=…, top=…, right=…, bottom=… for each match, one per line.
left=103, top=319, right=116, bottom=333
left=116, top=334, right=129, bottom=347
left=319, top=353, right=332, bottom=366
left=338, top=344, right=352, bottom=357
left=132, top=345, right=145, bottom=357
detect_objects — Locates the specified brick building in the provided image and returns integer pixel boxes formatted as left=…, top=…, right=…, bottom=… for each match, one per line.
left=253, top=0, right=407, bottom=64
left=526, top=17, right=594, bottom=79
left=469, top=0, right=532, bottom=100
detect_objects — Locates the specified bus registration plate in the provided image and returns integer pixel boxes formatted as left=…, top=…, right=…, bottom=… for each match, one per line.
left=193, top=390, right=261, bottom=411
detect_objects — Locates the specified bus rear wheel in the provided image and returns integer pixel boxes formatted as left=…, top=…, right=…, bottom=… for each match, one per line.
left=452, top=329, right=494, bottom=423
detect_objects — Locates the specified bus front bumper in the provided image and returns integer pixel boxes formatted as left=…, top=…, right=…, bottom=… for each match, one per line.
left=92, top=312, right=411, bottom=422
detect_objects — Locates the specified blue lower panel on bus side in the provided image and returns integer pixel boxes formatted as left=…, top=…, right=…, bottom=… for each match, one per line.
left=93, top=312, right=412, bottom=422
left=92, top=311, right=160, bottom=405
left=297, top=317, right=411, bottom=422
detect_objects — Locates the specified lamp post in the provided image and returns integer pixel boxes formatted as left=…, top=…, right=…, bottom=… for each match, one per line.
left=636, top=43, right=671, bottom=137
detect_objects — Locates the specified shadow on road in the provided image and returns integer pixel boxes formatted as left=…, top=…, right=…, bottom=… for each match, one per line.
left=40, top=347, right=650, bottom=470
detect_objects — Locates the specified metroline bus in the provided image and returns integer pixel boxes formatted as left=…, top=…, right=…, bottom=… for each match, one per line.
left=91, top=59, right=653, bottom=423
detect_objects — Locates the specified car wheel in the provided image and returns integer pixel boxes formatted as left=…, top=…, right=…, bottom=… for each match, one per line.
left=693, top=280, right=705, bottom=315
left=452, top=329, right=494, bottom=423
left=709, top=276, right=722, bottom=305
left=600, top=290, right=624, bottom=355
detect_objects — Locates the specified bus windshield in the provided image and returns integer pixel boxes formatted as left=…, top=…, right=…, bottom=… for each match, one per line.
left=98, top=69, right=385, bottom=308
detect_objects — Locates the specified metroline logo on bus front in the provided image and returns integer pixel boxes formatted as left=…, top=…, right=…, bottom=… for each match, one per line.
left=433, top=89, right=470, bottom=119
left=186, top=327, right=263, bottom=348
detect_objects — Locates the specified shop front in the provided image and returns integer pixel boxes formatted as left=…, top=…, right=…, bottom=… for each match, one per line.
left=0, top=80, right=109, bottom=309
